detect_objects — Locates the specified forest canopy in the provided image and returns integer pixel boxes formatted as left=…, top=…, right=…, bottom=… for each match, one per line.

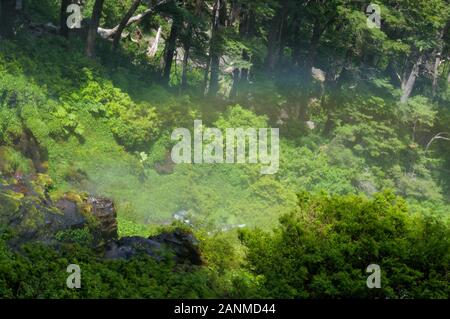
left=0, top=0, right=449, bottom=299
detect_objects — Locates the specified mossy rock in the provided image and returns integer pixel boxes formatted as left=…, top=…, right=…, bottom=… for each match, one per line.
left=30, top=173, right=54, bottom=196
left=0, top=192, right=21, bottom=223
left=0, top=146, right=34, bottom=176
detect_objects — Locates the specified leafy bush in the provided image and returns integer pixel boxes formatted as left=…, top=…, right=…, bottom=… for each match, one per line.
left=239, top=191, right=449, bottom=298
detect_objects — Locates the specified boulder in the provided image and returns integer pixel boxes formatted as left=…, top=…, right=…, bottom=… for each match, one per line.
left=150, top=229, right=202, bottom=266
left=104, top=229, right=203, bottom=266
left=0, top=174, right=202, bottom=266
left=87, top=196, right=118, bottom=247
left=104, top=237, right=162, bottom=260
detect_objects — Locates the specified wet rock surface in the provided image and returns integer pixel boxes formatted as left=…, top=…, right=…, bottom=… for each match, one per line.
left=104, top=229, right=203, bottom=266
left=87, top=196, right=118, bottom=246
left=150, top=230, right=202, bottom=266
left=0, top=174, right=202, bottom=265
left=105, top=237, right=162, bottom=260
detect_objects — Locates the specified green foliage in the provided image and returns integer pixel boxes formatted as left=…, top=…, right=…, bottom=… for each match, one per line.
left=239, top=192, right=449, bottom=298
left=0, top=238, right=224, bottom=298
left=55, top=228, right=94, bottom=246
left=0, top=0, right=449, bottom=300
left=215, top=105, right=269, bottom=129
left=0, top=146, right=34, bottom=176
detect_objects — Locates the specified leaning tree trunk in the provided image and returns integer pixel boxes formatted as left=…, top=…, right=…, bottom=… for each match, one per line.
left=112, top=0, right=141, bottom=51
left=162, top=18, right=180, bottom=85
left=86, top=0, right=105, bottom=58
left=400, top=55, right=424, bottom=104
left=147, top=26, right=162, bottom=58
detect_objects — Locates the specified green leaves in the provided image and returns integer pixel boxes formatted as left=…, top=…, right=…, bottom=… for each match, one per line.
left=240, top=191, right=449, bottom=298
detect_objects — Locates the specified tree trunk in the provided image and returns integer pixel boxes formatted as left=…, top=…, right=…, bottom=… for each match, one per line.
left=304, top=21, right=322, bottom=85
left=86, top=0, right=105, bottom=58
left=0, top=0, right=18, bottom=38
left=229, top=13, right=253, bottom=100
left=112, top=0, right=141, bottom=51
left=400, top=55, right=423, bottom=104
left=264, top=0, right=289, bottom=72
left=208, top=0, right=227, bottom=97
left=209, top=54, right=221, bottom=96
left=162, top=19, right=180, bottom=85
left=181, top=24, right=191, bottom=89
left=229, top=68, right=240, bottom=100
left=147, top=26, right=162, bottom=58
left=432, top=23, right=449, bottom=96
left=181, top=0, right=203, bottom=90
left=60, top=0, right=72, bottom=37
left=237, top=10, right=255, bottom=98
left=432, top=53, right=441, bottom=97
left=202, top=58, right=210, bottom=95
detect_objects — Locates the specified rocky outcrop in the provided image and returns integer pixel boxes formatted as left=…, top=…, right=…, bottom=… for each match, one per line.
left=87, top=196, right=118, bottom=247
left=105, top=237, right=162, bottom=260
left=0, top=174, right=202, bottom=266
left=104, top=229, right=202, bottom=266
left=150, top=230, right=202, bottom=265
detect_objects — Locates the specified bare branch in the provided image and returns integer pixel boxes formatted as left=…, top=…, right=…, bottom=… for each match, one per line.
left=425, top=132, right=450, bottom=152
left=97, top=0, right=169, bottom=40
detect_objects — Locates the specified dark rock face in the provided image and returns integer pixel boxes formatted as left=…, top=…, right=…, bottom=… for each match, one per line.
left=150, top=230, right=202, bottom=266
left=0, top=174, right=203, bottom=266
left=104, top=230, right=203, bottom=266
left=87, top=197, right=118, bottom=246
left=0, top=175, right=112, bottom=248
left=54, top=199, right=86, bottom=229
left=105, top=237, right=162, bottom=260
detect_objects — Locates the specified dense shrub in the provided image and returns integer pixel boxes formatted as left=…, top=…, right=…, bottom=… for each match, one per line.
left=239, top=191, right=449, bottom=299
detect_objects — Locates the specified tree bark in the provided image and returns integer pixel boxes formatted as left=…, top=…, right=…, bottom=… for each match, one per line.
left=98, top=0, right=168, bottom=40
left=229, top=68, right=240, bottom=100
left=264, top=0, right=289, bottom=72
left=162, top=19, right=180, bottom=85
left=432, top=23, right=449, bottom=96
left=60, top=0, right=72, bottom=37
left=229, top=7, right=253, bottom=100
left=208, top=0, right=227, bottom=97
left=112, top=0, right=141, bottom=51
left=400, top=55, right=424, bottom=104
left=180, top=0, right=203, bottom=90
left=147, top=26, right=162, bottom=58
left=432, top=53, right=442, bottom=97
left=303, top=21, right=322, bottom=85
left=86, top=0, right=105, bottom=58
left=181, top=24, right=192, bottom=89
